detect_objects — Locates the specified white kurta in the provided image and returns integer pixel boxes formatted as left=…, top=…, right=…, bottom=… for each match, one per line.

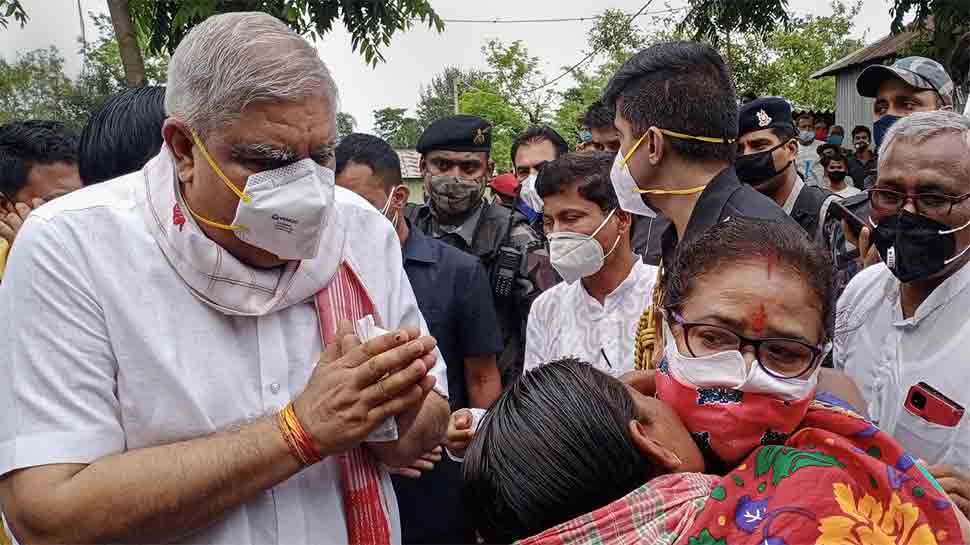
left=524, top=260, right=658, bottom=376
left=0, top=169, right=448, bottom=544
left=835, top=262, right=970, bottom=471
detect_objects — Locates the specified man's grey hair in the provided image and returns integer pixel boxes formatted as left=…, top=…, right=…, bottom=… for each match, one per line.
left=878, top=110, right=970, bottom=171
left=165, top=12, right=339, bottom=137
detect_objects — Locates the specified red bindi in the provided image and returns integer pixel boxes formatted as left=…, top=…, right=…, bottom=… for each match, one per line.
left=751, top=303, right=768, bottom=335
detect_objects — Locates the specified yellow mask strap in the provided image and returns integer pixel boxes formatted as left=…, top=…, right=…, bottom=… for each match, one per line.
left=620, top=130, right=709, bottom=196
left=620, top=132, right=648, bottom=167
left=180, top=130, right=248, bottom=231
left=180, top=194, right=244, bottom=232
left=657, top=128, right=736, bottom=144
left=190, top=131, right=253, bottom=205
left=634, top=185, right=707, bottom=195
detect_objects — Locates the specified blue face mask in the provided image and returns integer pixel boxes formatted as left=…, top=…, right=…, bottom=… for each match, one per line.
left=798, top=130, right=816, bottom=143
left=873, top=115, right=902, bottom=151
left=827, top=134, right=844, bottom=146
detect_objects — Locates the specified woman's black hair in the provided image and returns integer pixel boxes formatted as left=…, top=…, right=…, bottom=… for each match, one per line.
left=463, top=357, right=659, bottom=544
left=663, top=217, right=835, bottom=342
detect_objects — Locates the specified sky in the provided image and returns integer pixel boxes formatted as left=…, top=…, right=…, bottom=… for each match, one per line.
left=3, top=0, right=898, bottom=132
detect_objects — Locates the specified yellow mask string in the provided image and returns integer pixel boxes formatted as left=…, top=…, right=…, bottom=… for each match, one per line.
left=183, top=131, right=252, bottom=231
left=620, top=128, right=735, bottom=197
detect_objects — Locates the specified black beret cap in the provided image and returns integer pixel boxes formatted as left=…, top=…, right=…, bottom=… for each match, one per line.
left=416, top=115, right=492, bottom=154
left=738, top=97, right=794, bottom=138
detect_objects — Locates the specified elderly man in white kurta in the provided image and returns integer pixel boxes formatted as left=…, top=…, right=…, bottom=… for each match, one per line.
left=0, top=12, right=449, bottom=545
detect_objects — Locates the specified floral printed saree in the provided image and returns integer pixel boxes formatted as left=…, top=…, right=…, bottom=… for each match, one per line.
left=517, top=400, right=963, bottom=545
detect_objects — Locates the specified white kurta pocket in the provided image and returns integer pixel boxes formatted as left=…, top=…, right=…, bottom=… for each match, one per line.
left=893, top=406, right=959, bottom=465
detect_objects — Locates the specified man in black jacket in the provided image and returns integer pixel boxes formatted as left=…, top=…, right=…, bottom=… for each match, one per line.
left=603, top=41, right=796, bottom=367
left=603, top=42, right=795, bottom=265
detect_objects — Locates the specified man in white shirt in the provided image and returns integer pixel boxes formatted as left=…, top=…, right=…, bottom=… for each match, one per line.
left=0, top=12, right=449, bottom=545
left=795, top=113, right=825, bottom=186
left=836, top=111, right=970, bottom=517
left=525, top=152, right=657, bottom=376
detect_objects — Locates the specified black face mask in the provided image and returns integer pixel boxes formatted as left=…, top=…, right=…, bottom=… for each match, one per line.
left=735, top=141, right=792, bottom=185
left=873, top=210, right=970, bottom=283
left=829, top=171, right=847, bottom=183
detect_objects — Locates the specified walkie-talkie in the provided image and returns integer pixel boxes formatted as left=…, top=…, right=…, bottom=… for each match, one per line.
left=493, top=245, right=522, bottom=297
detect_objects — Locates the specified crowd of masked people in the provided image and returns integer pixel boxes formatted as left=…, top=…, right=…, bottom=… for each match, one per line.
left=1, top=11, right=969, bottom=545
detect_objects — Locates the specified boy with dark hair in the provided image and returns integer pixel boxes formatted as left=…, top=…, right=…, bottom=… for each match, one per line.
left=581, top=99, right=622, bottom=153
left=822, top=149, right=860, bottom=198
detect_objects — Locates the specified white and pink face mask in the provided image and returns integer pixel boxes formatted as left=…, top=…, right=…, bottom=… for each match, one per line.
left=655, top=321, right=820, bottom=465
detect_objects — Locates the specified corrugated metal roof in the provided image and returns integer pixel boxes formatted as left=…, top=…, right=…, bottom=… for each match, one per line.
left=811, top=30, right=917, bottom=79
left=396, top=149, right=422, bottom=179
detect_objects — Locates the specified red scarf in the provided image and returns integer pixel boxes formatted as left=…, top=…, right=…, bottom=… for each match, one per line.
left=315, top=263, right=392, bottom=545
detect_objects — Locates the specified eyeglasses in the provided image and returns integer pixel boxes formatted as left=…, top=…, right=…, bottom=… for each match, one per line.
left=869, top=187, right=970, bottom=217
left=668, top=312, right=823, bottom=379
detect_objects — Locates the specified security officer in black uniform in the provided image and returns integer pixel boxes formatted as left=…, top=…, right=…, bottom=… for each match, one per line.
left=736, top=97, right=868, bottom=297
left=736, top=97, right=842, bottom=246
left=406, top=115, right=556, bottom=384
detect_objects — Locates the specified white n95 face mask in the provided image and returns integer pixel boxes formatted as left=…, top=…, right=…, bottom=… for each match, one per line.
left=548, top=209, right=620, bottom=284
left=660, top=319, right=820, bottom=401
left=610, top=151, right=657, bottom=218
left=188, top=131, right=334, bottom=261
left=519, top=174, right=544, bottom=213
left=233, top=160, right=334, bottom=261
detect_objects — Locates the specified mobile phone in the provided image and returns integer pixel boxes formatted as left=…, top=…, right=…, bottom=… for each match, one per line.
left=828, top=199, right=867, bottom=239
left=904, top=382, right=965, bottom=427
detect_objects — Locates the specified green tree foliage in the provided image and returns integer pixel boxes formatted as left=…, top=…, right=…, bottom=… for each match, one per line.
left=891, top=0, right=970, bottom=105
left=550, top=9, right=651, bottom=147
left=680, top=0, right=791, bottom=45
left=0, top=47, right=78, bottom=125
left=458, top=81, right=528, bottom=172
left=337, top=112, right=357, bottom=141
left=481, top=39, right=555, bottom=125
left=0, top=13, right=168, bottom=130
left=549, top=1, right=862, bottom=142
left=373, top=107, right=422, bottom=149
left=126, top=0, right=444, bottom=66
left=5, top=0, right=443, bottom=91
left=415, top=66, right=489, bottom=129
left=0, top=0, right=26, bottom=29
left=737, top=1, right=865, bottom=110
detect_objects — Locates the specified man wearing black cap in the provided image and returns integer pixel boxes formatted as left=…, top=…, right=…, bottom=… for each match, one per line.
left=736, top=97, right=841, bottom=247
left=407, top=114, right=555, bottom=384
